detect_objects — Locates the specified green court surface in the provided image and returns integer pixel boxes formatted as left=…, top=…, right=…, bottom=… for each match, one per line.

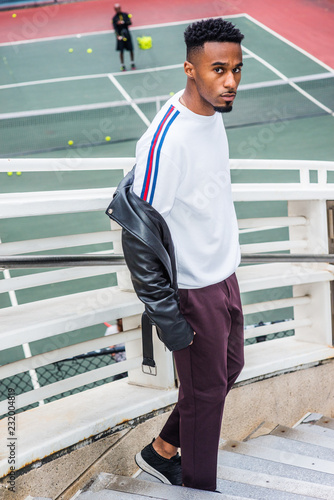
left=1, top=15, right=333, bottom=167
left=0, top=14, right=334, bottom=367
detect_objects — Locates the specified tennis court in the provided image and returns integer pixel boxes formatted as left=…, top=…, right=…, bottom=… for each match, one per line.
left=0, top=12, right=334, bottom=370
left=1, top=14, right=334, bottom=169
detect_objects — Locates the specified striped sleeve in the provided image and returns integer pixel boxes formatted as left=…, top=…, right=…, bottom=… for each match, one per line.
left=140, top=105, right=180, bottom=206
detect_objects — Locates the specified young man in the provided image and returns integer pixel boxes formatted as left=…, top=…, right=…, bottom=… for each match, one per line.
left=107, top=18, right=245, bottom=492
left=112, top=3, right=135, bottom=71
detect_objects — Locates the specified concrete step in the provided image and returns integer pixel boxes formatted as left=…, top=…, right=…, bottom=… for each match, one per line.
left=217, top=464, right=333, bottom=500
left=24, top=497, right=52, bottom=500
left=216, top=476, right=321, bottom=499
left=218, top=449, right=334, bottom=488
left=294, top=413, right=334, bottom=432
left=295, top=413, right=324, bottom=425
left=79, top=472, right=249, bottom=500
left=136, top=469, right=321, bottom=500
left=271, top=425, right=334, bottom=450
left=315, top=416, right=334, bottom=431
left=137, top=470, right=324, bottom=500
left=79, top=471, right=323, bottom=500
left=250, top=434, right=334, bottom=461
left=296, top=422, right=334, bottom=440
left=220, top=439, right=334, bottom=475
left=74, top=414, right=334, bottom=500
left=76, top=490, right=156, bottom=500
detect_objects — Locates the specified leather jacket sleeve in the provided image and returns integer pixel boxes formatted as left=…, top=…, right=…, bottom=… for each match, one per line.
left=122, top=228, right=194, bottom=351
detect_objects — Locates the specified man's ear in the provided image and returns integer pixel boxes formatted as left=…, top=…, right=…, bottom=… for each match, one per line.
left=184, top=60, right=195, bottom=79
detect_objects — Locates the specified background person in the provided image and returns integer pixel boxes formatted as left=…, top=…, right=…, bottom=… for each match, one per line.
left=112, top=3, right=136, bottom=71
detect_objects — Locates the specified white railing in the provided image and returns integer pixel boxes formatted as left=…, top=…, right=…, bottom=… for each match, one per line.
left=0, top=158, right=334, bottom=478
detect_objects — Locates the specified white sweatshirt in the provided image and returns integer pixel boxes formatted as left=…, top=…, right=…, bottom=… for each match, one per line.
left=133, top=90, right=240, bottom=289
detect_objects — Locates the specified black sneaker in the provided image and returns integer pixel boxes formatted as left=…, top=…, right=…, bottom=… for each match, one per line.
left=135, top=440, right=182, bottom=485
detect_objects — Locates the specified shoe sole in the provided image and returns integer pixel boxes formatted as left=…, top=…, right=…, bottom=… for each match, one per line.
left=135, top=452, right=172, bottom=485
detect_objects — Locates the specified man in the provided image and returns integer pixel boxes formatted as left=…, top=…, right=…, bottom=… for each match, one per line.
left=112, top=3, right=135, bottom=71
left=106, top=18, right=245, bottom=492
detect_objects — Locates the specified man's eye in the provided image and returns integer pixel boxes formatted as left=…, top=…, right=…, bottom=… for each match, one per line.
left=233, top=67, right=242, bottom=73
left=214, top=68, right=223, bottom=73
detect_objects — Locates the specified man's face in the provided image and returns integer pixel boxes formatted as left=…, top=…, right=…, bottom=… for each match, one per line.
left=114, top=4, right=121, bottom=13
left=188, top=42, right=243, bottom=114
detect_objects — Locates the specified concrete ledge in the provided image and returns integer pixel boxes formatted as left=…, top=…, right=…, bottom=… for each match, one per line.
left=222, top=359, right=334, bottom=441
left=0, top=379, right=178, bottom=479
left=0, top=361, right=333, bottom=499
left=1, top=338, right=333, bottom=480
left=239, top=337, right=334, bottom=382
left=0, top=412, right=171, bottom=500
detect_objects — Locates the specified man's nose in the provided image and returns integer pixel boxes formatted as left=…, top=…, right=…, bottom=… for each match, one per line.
left=224, top=71, right=237, bottom=90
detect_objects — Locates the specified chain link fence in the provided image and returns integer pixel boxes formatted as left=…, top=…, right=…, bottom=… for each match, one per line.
left=1, top=324, right=296, bottom=420
left=0, top=347, right=127, bottom=419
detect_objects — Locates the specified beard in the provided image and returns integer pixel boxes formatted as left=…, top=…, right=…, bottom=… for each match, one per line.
left=213, top=104, right=233, bottom=113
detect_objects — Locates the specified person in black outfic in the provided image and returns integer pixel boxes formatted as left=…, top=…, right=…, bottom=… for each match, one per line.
left=112, top=3, right=136, bottom=71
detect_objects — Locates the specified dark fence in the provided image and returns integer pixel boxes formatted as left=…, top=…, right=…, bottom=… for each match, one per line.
left=0, top=347, right=127, bottom=419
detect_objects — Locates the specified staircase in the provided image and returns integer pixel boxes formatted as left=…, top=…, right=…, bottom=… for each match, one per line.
left=72, top=413, right=334, bottom=500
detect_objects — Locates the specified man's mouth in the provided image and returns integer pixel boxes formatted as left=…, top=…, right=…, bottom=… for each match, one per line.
left=221, top=93, right=236, bottom=103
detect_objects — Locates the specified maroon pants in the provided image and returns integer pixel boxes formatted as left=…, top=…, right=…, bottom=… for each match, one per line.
left=159, top=273, right=244, bottom=491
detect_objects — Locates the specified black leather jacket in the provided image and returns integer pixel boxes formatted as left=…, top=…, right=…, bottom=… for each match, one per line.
left=106, top=168, right=194, bottom=370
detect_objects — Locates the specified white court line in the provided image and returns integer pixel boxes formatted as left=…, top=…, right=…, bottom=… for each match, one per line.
left=0, top=237, right=43, bottom=403
left=0, top=100, right=129, bottom=119
left=114, top=54, right=254, bottom=77
left=1, top=11, right=332, bottom=92
left=0, top=13, right=245, bottom=47
left=0, top=53, right=291, bottom=92
left=107, top=73, right=151, bottom=127
left=0, top=73, right=109, bottom=91
left=243, top=13, right=334, bottom=74
left=1, top=13, right=332, bottom=117
left=0, top=63, right=186, bottom=91
left=1, top=71, right=332, bottom=119
left=238, top=72, right=334, bottom=91
left=242, top=45, right=334, bottom=116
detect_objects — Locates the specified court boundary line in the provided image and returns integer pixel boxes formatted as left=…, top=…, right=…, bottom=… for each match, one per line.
left=0, top=100, right=131, bottom=119
left=0, top=55, right=328, bottom=94
left=243, top=13, right=334, bottom=74
left=1, top=15, right=332, bottom=123
left=0, top=64, right=185, bottom=90
left=0, top=57, right=254, bottom=91
left=0, top=237, right=43, bottom=398
left=242, top=45, right=334, bottom=116
left=107, top=73, right=151, bottom=127
left=239, top=72, right=334, bottom=90
left=0, top=13, right=245, bottom=47
left=0, top=12, right=332, bottom=78
left=1, top=71, right=333, bottom=119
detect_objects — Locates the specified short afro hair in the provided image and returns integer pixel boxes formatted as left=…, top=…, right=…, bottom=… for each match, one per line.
left=184, top=18, right=244, bottom=59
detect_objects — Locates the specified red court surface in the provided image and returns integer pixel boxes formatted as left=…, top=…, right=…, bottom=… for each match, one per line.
left=1, top=0, right=334, bottom=68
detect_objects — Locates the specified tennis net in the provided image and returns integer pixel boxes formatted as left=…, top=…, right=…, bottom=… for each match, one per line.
left=1, top=74, right=333, bottom=157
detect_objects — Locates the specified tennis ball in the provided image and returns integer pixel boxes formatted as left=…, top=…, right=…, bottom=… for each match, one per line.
left=87, top=48, right=93, bottom=53
left=12, top=13, right=17, bottom=18
left=68, top=48, right=74, bottom=53
left=68, top=140, right=74, bottom=146
left=16, top=171, right=22, bottom=176
left=169, top=92, right=175, bottom=96
left=128, top=14, right=132, bottom=18
left=105, top=136, right=111, bottom=141
left=7, top=172, right=13, bottom=176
